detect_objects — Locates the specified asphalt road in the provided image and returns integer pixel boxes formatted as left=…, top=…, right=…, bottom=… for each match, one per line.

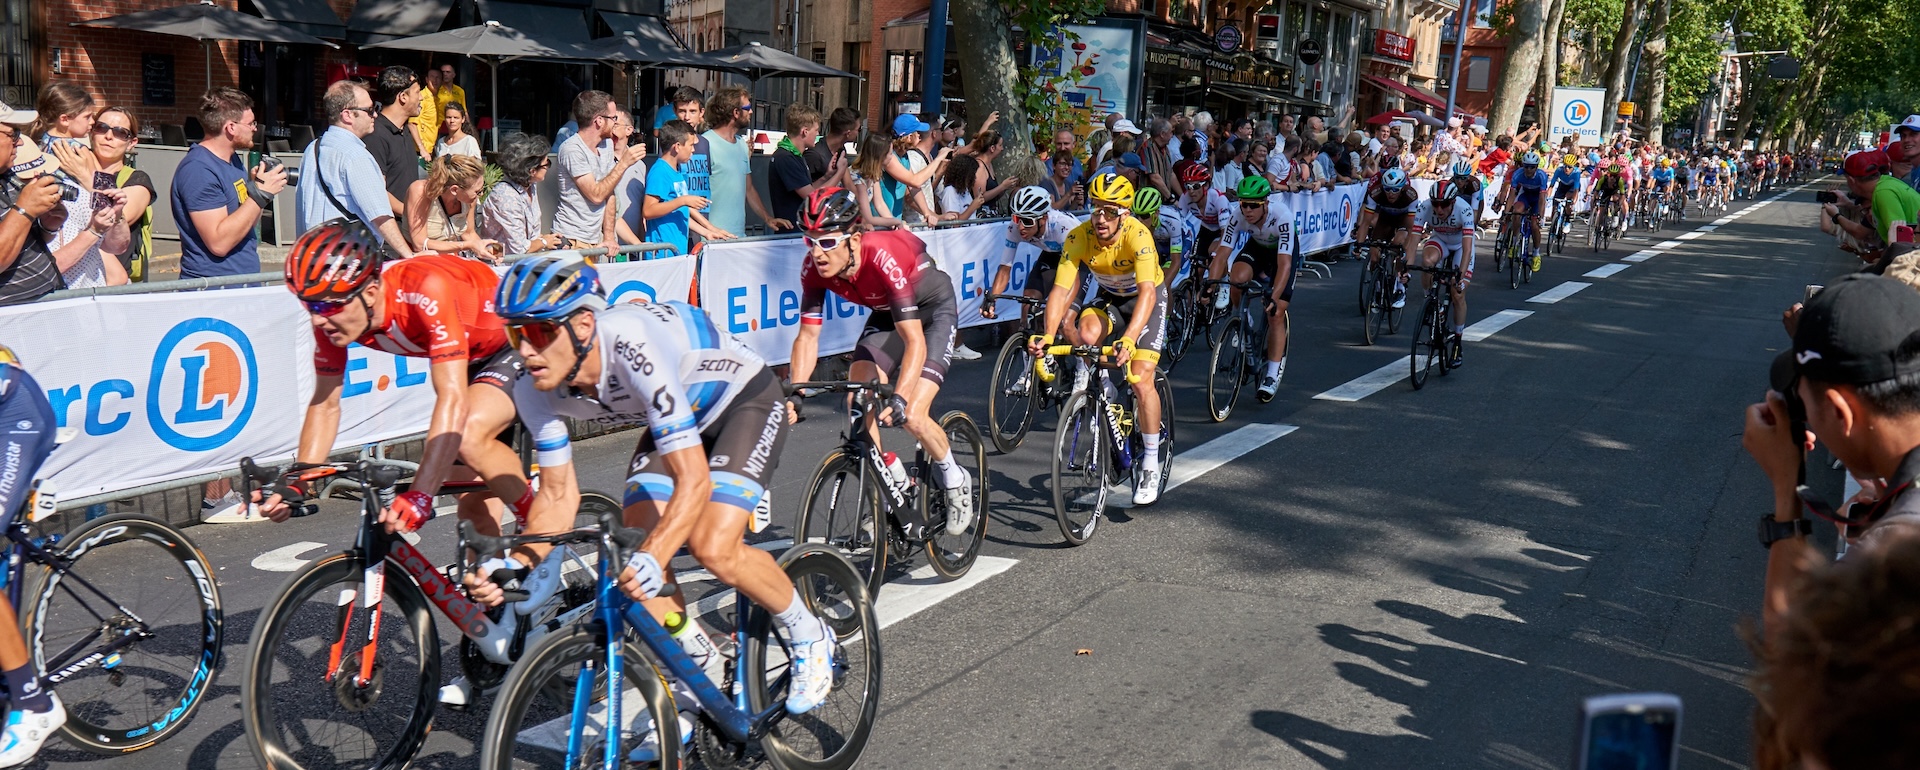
left=25, top=180, right=1848, bottom=770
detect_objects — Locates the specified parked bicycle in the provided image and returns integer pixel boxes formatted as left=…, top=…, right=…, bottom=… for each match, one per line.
left=1408, top=262, right=1465, bottom=390
left=1042, top=344, right=1174, bottom=546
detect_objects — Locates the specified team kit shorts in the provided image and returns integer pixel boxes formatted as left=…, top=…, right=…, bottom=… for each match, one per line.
left=1232, top=239, right=1305, bottom=303
left=624, top=369, right=790, bottom=514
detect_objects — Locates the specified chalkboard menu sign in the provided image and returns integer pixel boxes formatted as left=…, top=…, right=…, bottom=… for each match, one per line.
left=143, top=54, right=175, bottom=107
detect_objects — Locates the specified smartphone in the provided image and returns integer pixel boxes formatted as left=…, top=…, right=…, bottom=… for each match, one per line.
left=1574, top=693, right=1682, bottom=770
left=92, top=171, right=115, bottom=191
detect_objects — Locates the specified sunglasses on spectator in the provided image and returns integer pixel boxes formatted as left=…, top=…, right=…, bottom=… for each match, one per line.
left=91, top=123, right=136, bottom=142
left=1090, top=205, right=1126, bottom=221
left=0, top=127, right=16, bottom=144
left=535, top=159, right=552, bottom=170
left=506, top=320, right=567, bottom=350
left=803, top=232, right=848, bottom=252
left=344, top=106, right=376, bottom=118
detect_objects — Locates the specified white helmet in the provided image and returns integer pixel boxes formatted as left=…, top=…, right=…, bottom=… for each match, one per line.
left=1011, top=186, right=1053, bottom=219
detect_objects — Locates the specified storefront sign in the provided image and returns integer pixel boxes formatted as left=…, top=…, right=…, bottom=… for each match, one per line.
left=1217, top=58, right=1290, bottom=91
left=1203, top=56, right=1236, bottom=73
left=1146, top=48, right=1203, bottom=74
left=1299, top=38, right=1324, bottom=66
left=1216, top=24, right=1243, bottom=53
left=1373, top=29, right=1415, bottom=63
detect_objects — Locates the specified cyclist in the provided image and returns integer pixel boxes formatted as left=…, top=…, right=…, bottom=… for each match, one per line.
left=1173, top=160, right=1233, bottom=269
left=1449, top=159, right=1483, bottom=223
left=1498, top=152, right=1551, bottom=271
left=0, top=346, right=65, bottom=765
left=1594, top=158, right=1628, bottom=230
left=1548, top=154, right=1583, bottom=243
left=785, top=188, right=976, bottom=532
left=482, top=255, right=838, bottom=735
left=1353, top=167, right=1421, bottom=309
left=1673, top=157, right=1693, bottom=217
left=1698, top=155, right=1720, bottom=208
left=1651, top=158, right=1677, bottom=219
left=1028, top=172, right=1168, bottom=504
left=1207, top=174, right=1297, bottom=403
left=1413, top=179, right=1476, bottom=358
left=1135, top=186, right=1198, bottom=291
left=983, top=185, right=1079, bottom=319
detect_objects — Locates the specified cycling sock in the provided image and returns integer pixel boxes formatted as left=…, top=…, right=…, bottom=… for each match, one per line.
left=1141, top=433, right=1162, bottom=471
left=931, top=452, right=965, bottom=489
left=509, top=487, right=536, bottom=531
left=775, top=589, right=824, bottom=643
left=2, top=664, right=51, bottom=712
left=1264, top=360, right=1281, bottom=379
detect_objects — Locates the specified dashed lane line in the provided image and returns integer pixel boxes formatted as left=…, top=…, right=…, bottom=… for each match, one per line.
left=1584, top=263, right=1631, bottom=279
left=1096, top=422, right=1300, bottom=509
left=1527, top=281, right=1592, bottom=304
left=1313, top=310, right=1534, bottom=402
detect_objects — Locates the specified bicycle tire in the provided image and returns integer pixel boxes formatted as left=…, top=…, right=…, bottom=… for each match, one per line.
left=1152, top=372, right=1175, bottom=497
left=795, top=450, right=889, bottom=601
left=985, top=335, right=1037, bottom=453
left=1051, top=392, right=1108, bottom=546
left=1411, top=295, right=1441, bottom=390
left=1508, top=246, right=1521, bottom=289
left=1165, top=280, right=1200, bottom=366
left=244, top=551, right=438, bottom=770
left=1361, top=266, right=1383, bottom=347
left=923, top=411, right=987, bottom=581
left=21, top=514, right=223, bottom=754
left=1206, top=318, right=1246, bottom=423
left=747, top=544, right=883, bottom=770
left=1355, top=247, right=1374, bottom=316
left=476, top=624, right=677, bottom=770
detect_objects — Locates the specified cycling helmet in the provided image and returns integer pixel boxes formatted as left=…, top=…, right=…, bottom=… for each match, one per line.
left=1131, top=186, right=1163, bottom=218
left=1088, top=172, right=1136, bottom=208
left=1011, top=185, right=1054, bottom=219
left=1562, top=154, right=1578, bottom=167
left=797, top=187, right=859, bottom=231
left=1177, top=160, right=1212, bottom=187
left=1660, top=158, right=1673, bottom=168
left=1521, top=151, right=1542, bottom=167
left=1452, top=159, right=1475, bottom=177
left=496, top=254, right=608, bottom=322
left=1381, top=168, right=1408, bottom=192
left=1235, top=174, right=1273, bottom=201
left=1431, top=179, right=1459, bottom=203
left=286, top=218, right=383, bottom=301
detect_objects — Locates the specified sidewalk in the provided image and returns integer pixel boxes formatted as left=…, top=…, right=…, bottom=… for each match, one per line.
left=143, top=243, right=289, bottom=282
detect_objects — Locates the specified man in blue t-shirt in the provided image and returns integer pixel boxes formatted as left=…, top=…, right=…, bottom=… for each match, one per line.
left=644, top=120, right=712, bottom=254
left=172, top=88, right=286, bottom=278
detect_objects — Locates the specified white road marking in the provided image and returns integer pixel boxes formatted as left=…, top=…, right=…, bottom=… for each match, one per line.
left=1527, top=281, right=1592, bottom=304
left=1695, top=225, right=1719, bottom=233
left=1677, top=231, right=1708, bottom=240
left=1315, top=311, right=1534, bottom=402
left=1713, top=218, right=1734, bottom=225
left=1655, top=240, right=1685, bottom=249
left=1463, top=309, right=1534, bottom=341
left=1097, top=423, right=1301, bottom=508
left=1584, top=263, right=1631, bottom=279
left=252, top=542, right=330, bottom=572
left=684, top=556, right=1021, bottom=644
left=1623, top=250, right=1664, bottom=263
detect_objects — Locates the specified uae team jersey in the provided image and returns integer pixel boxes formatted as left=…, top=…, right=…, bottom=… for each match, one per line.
left=1057, top=216, right=1163, bottom=297
left=515, top=301, right=768, bottom=465
left=799, top=229, right=945, bottom=323
left=1415, top=198, right=1476, bottom=248
left=313, top=253, right=509, bottom=375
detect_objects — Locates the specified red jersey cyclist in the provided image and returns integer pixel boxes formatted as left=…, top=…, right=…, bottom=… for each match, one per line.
left=785, top=188, right=976, bottom=536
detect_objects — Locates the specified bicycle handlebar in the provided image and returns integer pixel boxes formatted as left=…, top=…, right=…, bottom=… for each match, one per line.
left=984, top=292, right=1047, bottom=307
left=787, top=380, right=895, bottom=399
left=1038, top=344, right=1143, bottom=384
left=457, top=509, right=676, bottom=600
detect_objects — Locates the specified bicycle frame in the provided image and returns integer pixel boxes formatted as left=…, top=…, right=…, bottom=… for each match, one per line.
left=6, top=522, right=160, bottom=685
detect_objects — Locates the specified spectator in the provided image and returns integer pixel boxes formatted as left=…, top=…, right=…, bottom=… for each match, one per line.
left=880, top=113, right=947, bottom=224
left=295, top=80, right=414, bottom=256
left=403, top=154, right=497, bottom=258
left=1265, top=133, right=1294, bottom=189
left=38, top=120, right=132, bottom=288
left=0, top=102, right=67, bottom=305
left=968, top=130, right=1020, bottom=213
left=435, top=103, right=481, bottom=158
left=937, top=154, right=984, bottom=220
left=849, top=131, right=907, bottom=229
left=1233, top=118, right=1255, bottom=144
left=607, top=110, right=651, bottom=246
left=554, top=90, right=646, bottom=251
left=1896, top=115, right=1920, bottom=191
left=1191, top=110, right=1214, bottom=162
left=478, top=131, right=557, bottom=255
left=84, top=107, right=155, bottom=282
left=1099, top=133, right=1136, bottom=175
left=1886, top=141, right=1914, bottom=186
left=1833, top=149, right=1920, bottom=249
left=173, top=87, right=287, bottom=278
left=27, top=83, right=95, bottom=150
left=702, top=87, right=788, bottom=235
left=1143, top=118, right=1176, bottom=198
left=1276, top=113, right=1296, bottom=143
left=770, top=105, right=840, bottom=233
left=809, top=107, right=861, bottom=186
left=1170, top=114, right=1193, bottom=162
left=643, top=119, right=714, bottom=254
left=1434, top=117, right=1467, bottom=158
left=414, top=65, right=440, bottom=160
left=366, top=66, right=426, bottom=220
left=434, top=62, right=467, bottom=113
left=1041, top=152, right=1079, bottom=206
left=1477, top=134, right=1514, bottom=177
left=1094, top=118, right=1140, bottom=172
left=1214, top=137, right=1246, bottom=194
left=1051, top=128, right=1086, bottom=186
left=1294, top=139, right=1330, bottom=191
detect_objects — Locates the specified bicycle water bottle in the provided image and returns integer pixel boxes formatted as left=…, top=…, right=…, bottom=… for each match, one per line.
left=664, top=611, right=726, bottom=684
left=882, top=452, right=912, bottom=490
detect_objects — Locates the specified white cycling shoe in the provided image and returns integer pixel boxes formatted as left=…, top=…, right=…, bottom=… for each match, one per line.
left=942, top=468, right=976, bottom=535
left=0, top=693, right=64, bottom=768
left=627, top=709, right=695, bottom=763
left=1257, top=373, right=1282, bottom=403
left=785, top=617, right=838, bottom=715
left=438, top=675, right=497, bottom=709
left=1133, top=466, right=1162, bottom=506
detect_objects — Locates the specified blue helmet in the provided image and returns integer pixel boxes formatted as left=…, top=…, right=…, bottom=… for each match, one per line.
left=1381, top=168, right=1408, bottom=192
left=496, top=254, right=608, bottom=322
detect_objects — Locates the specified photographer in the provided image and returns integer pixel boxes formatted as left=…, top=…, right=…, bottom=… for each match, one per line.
left=1743, top=275, right=1920, bottom=642
left=1819, top=186, right=1880, bottom=262
left=0, top=100, right=63, bottom=305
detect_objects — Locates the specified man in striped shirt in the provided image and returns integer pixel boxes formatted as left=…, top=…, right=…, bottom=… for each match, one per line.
left=0, top=101, right=64, bottom=305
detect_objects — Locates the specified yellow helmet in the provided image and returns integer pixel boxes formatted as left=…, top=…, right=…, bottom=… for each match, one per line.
left=1088, top=172, right=1136, bottom=209
left=1660, top=158, right=1673, bottom=168
left=0, top=344, right=17, bottom=368
left=1562, top=154, right=1578, bottom=167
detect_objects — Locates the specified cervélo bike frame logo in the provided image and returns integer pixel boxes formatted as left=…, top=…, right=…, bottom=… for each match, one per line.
left=146, top=318, right=260, bottom=451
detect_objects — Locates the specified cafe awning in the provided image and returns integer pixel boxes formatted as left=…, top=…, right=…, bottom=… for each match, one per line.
left=596, top=10, right=683, bottom=48
left=245, top=0, right=345, bottom=39
left=477, top=0, right=591, bottom=45
left=1359, top=74, right=1446, bottom=111
left=346, top=0, right=455, bottom=45
left=1211, top=84, right=1285, bottom=104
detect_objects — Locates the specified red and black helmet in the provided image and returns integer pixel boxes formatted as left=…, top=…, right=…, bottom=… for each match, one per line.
left=1430, top=179, right=1459, bottom=204
left=285, top=218, right=383, bottom=301
left=1177, top=160, right=1211, bottom=186
left=798, top=187, right=859, bottom=232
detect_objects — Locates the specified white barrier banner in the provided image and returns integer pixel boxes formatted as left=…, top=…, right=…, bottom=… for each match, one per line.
left=1288, top=183, right=1368, bottom=256
left=924, top=222, right=1023, bottom=328
left=598, top=254, right=698, bottom=306
left=1410, top=177, right=1503, bottom=220
left=697, top=237, right=871, bottom=365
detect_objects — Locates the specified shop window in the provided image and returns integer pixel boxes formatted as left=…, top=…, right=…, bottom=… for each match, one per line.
left=1284, top=5, right=1306, bottom=57
left=1437, top=54, right=1452, bottom=90
left=1473, top=0, right=1494, bottom=28
left=1465, top=56, right=1490, bottom=91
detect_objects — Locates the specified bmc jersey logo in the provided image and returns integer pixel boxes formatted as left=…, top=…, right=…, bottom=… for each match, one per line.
left=147, top=319, right=259, bottom=451
left=1564, top=101, right=1591, bottom=126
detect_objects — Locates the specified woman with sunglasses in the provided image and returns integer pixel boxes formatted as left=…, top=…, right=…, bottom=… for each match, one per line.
left=84, top=108, right=153, bottom=282
left=786, top=187, right=977, bottom=534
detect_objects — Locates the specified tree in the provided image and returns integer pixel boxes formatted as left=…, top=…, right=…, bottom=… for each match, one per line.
left=949, top=0, right=1101, bottom=180
left=1641, top=0, right=1671, bottom=144
left=1489, top=0, right=1547, bottom=133
left=1600, top=0, right=1649, bottom=131
left=1537, top=0, right=1569, bottom=123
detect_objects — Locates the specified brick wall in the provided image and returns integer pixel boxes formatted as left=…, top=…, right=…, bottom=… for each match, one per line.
left=41, top=0, right=248, bottom=126
left=865, top=0, right=924, bottom=131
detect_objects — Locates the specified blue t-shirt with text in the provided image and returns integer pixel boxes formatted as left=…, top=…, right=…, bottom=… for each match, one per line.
left=171, top=144, right=259, bottom=277
left=645, top=158, right=692, bottom=254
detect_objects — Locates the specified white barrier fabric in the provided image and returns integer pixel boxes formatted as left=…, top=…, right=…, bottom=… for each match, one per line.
left=1410, top=177, right=1504, bottom=221
left=1290, top=183, right=1368, bottom=256
left=698, top=237, right=872, bottom=366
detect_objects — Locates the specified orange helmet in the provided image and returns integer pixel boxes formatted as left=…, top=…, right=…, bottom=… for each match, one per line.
left=285, top=219, right=383, bottom=301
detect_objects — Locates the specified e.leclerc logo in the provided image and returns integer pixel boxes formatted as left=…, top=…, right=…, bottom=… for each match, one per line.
left=1565, top=101, right=1591, bottom=126
left=146, top=318, right=259, bottom=451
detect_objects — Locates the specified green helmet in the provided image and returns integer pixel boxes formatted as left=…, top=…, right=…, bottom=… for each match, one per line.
left=1131, top=186, right=1163, bottom=218
left=1235, top=174, right=1272, bottom=201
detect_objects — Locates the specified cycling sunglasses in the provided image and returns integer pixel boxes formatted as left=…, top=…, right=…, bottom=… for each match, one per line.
left=1016, top=215, right=1043, bottom=228
left=1090, top=205, right=1127, bottom=221
left=803, top=232, right=849, bottom=252
left=506, top=320, right=567, bottom=350
left=1239, top=201, right=1267, bottom=210
left=303, top=292, right=364, bottom=317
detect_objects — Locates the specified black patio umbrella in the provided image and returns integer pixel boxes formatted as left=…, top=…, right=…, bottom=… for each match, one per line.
left=579, top=30, right=735, bottom=71
left=365, top=20, right=592, bottom=149
left=702, top=41, right=856, bottom=82
left=73, top=0, right=338, bottom=92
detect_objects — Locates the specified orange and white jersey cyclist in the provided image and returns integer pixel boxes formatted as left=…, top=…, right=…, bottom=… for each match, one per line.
left=1028, top=172, right=1168, bottom=506
left=252, top=220, right=549, bottom=707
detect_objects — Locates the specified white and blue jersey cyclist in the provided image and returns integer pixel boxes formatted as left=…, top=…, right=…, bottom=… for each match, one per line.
left=0, top=346, right=68, bottom=765
left=988, top=187, right=1081, bottom=304
left=491, top=255, right=839, bottom=747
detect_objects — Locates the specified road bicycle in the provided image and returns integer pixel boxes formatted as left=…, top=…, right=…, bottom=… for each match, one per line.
left=1355, top=239, right=1405, bottom=346
left=1204, top=276, right=1277, bottom=423
left=474, top=509, right=881, bottom=770
left=1507, top=214, right=1537, bottom=289
left=1409, top=261, right=1465, bottom=390
left=792, top=380, right=987, bottom=600
left=1589, top=197, right=1618, bottom=252
left=1162, top=253, right=1209, bottom=367
left=986, top=293, right=1074, bottom=453
left=1547, top=196, right=1574, bottom=255
left=239, top=457, right=615, bottom=770
left=1042, top=344, right=1173, bottom=546
left=4, top=483, right=222, bottom=755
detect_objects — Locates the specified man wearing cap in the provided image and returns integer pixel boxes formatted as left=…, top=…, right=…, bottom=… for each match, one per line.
left=1744, top=274, right=1920, bottom=634
left=1837, top=149, right=1920, bottom=248
left=1095, top=118, right=1142, bottom=173
left=0, top=100, right=65, bottom=305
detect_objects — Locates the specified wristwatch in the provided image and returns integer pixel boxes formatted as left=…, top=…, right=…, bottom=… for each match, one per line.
left=1758, top=515, right=1812, bottom=548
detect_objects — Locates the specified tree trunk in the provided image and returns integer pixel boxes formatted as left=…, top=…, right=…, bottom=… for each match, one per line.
left=1641, top=0, right=1670, bottom=145
left=1488, top=0, right=1545, bottom=134
left=1536, top=0, right=1567, bottom=125
left=1600, top=0, right=1647, bottom=132
left=1728, top=61, right=1762, bottom=146
left=949, top=0, right=1031, bottom=177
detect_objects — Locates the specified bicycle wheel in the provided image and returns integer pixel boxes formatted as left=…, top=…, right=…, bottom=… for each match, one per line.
left=1051, top=392, right=1109, bottom=546
left=20, top=514, right=222, bottom=754
left=1355, top=248, right=1374, bottom=316
left=795, top=450, right=890, bottom=601
left=244, top=551, right=437, bottom=770
left=1152, top=372, right=1175, bottom=498
left=1508, top=244, right=1521, bottom=289
left=923, top=411, right=987, bottom=580
left=477, top=624, right=677, bottom=770
left=1411, top=295, right=1441, bottom=390
left=985, top=335, right=1037, bottom=453
left=1165, top=281, right=1200, bottom=366
left=746, top=544, right=883, bottom=770
left=1206, top=318, right=1246, bottom=422
left=1361, top=266, right=1383, bottom=347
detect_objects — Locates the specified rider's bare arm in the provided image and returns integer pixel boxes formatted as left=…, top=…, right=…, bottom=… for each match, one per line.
left=407, top=358, right=474, bottom=500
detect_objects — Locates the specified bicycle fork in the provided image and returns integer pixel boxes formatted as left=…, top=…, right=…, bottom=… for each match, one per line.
left=324, top=538, right=391, bottom=689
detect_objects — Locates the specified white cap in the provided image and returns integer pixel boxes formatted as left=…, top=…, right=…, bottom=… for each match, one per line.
left=1112, top=119, right=1142, bottom=135
left=1447, top=116, right=1463, bottom=129
left=1899, top=114, right=1920, bottom=134
left=0, top=99, right=36, bottom=126
left=1470, top=124, right=1487, bottom=134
